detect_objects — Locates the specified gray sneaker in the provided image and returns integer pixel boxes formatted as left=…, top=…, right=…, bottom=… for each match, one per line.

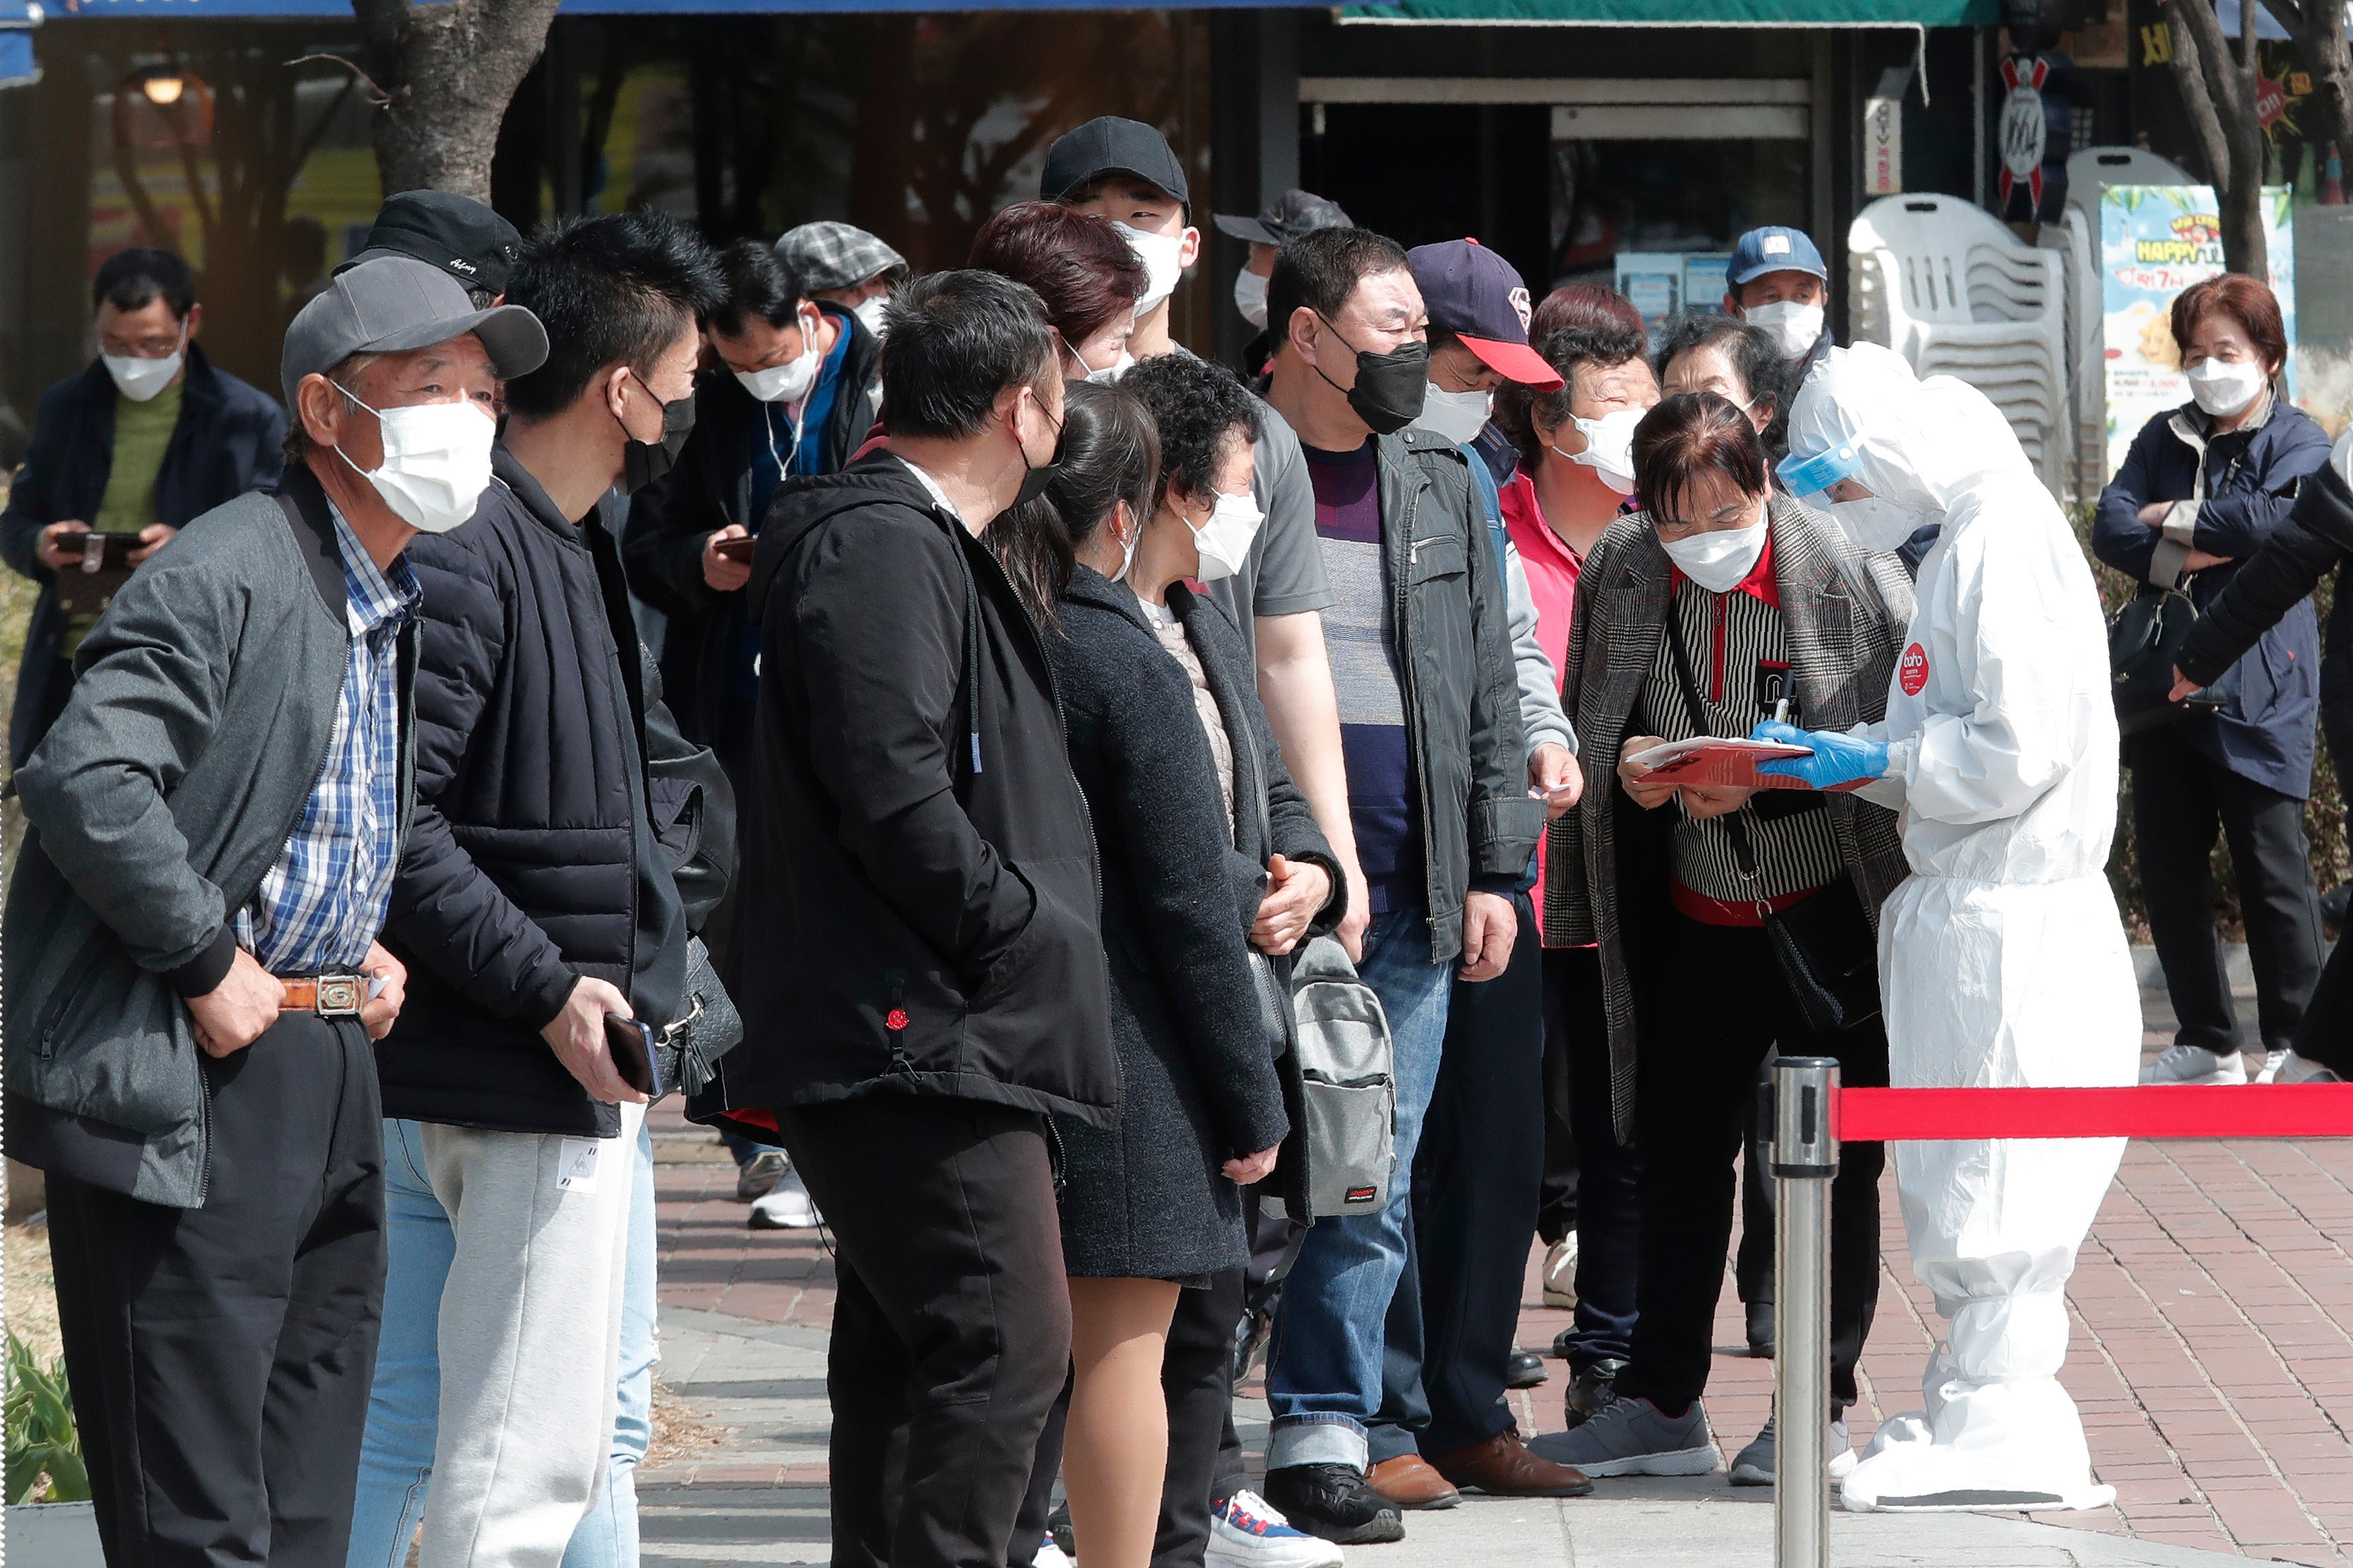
left=1728, top=1416, right=1858, bottom=1487
left=736, top=1148, right=788, bottom=1201
left=2277, top=1050, right=2343, bottom=1084
left=1527, top=1395, right=1720, bottom=1477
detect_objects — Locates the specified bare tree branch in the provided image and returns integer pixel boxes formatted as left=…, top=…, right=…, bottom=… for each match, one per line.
left=2165, top=0, right=2270, bottom=274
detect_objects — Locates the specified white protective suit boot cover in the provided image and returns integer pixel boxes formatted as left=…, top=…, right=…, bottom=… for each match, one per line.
left=1842, top=874, right=2138, bottom=1514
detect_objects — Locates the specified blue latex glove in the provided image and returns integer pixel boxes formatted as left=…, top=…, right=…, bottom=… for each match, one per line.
left=1749, top=720, right=1890, bottom=789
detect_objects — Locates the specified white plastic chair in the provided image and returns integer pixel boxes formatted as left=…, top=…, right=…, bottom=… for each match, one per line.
left=1850, top=192, right=2073, bottom=494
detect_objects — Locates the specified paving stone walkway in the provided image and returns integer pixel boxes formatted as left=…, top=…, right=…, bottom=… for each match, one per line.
left=636, top=973, right=2353, bottom=1565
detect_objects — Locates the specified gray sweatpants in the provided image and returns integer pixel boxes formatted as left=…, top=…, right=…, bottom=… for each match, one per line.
left=419, top=1103, right=646, bottom=1568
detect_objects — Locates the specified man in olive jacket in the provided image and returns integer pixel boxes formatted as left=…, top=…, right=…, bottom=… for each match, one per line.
left=2, top=258, right=545, bottom=1568
left=726, top=270, right=1113, bottom=1568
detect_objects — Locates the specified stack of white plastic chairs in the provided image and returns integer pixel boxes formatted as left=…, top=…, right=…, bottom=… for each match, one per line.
left=2051, top=146, right=2197, bottom=503
left=1848, top=192, right=2072, bottom=499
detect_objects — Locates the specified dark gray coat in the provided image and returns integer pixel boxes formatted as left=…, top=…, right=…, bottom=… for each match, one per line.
left=1542, top=495, right=1911, bottom=1140
left=1047, top=569, right=1341, bottom=1277
left=4, top=465, right=415, bottom=1206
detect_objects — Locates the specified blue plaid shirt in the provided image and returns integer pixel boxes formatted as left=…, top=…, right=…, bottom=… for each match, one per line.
left=238, top=507, right=418, bottom=975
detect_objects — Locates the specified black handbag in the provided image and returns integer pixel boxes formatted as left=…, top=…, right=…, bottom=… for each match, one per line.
left=654, top=935, right=743, bottom=1100
left=2108, top=585, right=2224, bottom=737
left=1661, top=601, right=1881, bottom=1036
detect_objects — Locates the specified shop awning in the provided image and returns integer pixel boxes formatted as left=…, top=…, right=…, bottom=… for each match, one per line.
left=0, top=0, right=37, bottom=88
left=49, top=0, right=1272, bottom=14
left=1337, top=0, right=1995, bottom=23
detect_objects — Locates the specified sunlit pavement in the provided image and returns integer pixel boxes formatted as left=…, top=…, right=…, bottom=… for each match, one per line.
left=638, top=963, right=2353, bottom=1565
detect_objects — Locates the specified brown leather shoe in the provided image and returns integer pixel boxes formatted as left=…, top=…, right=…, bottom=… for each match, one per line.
left=1430, top=1429, right=1596, bottom=1497
left=1365, top=1452, right=1461, bottom=1510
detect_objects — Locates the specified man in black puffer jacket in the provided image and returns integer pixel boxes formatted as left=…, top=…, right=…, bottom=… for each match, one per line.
left=2177, top=431, right=2353, bottom=1083
left=360, top=212, right=735, bottom=1566
left=720, top=270, right=1113, bottom=1568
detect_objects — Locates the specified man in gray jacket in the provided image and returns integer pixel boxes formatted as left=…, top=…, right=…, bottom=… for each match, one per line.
left=2, top=257, right=544, bottom=1568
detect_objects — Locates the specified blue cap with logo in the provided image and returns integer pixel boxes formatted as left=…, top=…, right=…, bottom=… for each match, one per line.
left=1728, top=226, right=1828, bottom=287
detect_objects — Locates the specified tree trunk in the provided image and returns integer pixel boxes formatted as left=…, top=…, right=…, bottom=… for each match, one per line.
left=2164, top=0, right=2269, bottom=276
left=2268, top=0, right=2353, bottom=181
left=353, top=0, right=564, bottom=202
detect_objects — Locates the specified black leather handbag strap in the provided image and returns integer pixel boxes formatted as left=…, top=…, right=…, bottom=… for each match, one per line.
left=1659, top=596, right=1770, bottom=911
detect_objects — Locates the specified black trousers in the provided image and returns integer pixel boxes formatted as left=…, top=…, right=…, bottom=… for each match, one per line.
left=1615, top=910, right=1886, bottom=1415
left=1372, top=891, right=1547, bottom=1461
left=1545, top=946, right=1640, bottom=1371
left=47, top=1012, right=385, bottom=1568
left=1539, top=952, right=1579, bottom=1248
left=2131, top=726, right=2325, bottom=1055
left=780, top=1095, right=1073, bottom=1568
left=1736, top=1062, right=1775, bottom=1312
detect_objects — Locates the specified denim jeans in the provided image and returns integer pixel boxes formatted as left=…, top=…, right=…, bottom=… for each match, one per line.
left=346, top=1118, right=657, bottom=1568
left=1264, top=907, right=1454, bottom=1472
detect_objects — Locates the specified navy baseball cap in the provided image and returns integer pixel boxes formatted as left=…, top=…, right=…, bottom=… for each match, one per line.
left=1728, top=226, right=1828, bottom=287
left=1406, top=239, right=1562, bottom=389
left=1214, top=189, right=1352, bottom=247
left=1041, top=116, right=1190, bottom=208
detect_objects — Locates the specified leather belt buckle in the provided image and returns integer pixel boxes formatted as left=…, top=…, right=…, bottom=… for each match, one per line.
left=281, top=973, right=366, bottom=1018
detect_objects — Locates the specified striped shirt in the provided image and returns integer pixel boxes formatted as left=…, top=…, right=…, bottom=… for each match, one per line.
left=238, top=507, right=417, bottom=974
left=1633, top=542, right=1844, bottom=923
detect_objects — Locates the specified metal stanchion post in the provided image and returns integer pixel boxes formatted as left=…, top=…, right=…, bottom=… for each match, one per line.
left=1771, top=1056, right=1840, bottom=1568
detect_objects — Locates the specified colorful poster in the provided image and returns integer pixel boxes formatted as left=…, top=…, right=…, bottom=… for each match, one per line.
left=2100, top=184, right=2295, bottom=478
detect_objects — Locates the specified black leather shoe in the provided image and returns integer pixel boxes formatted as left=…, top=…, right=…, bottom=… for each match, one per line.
left=1506, top=1349, right=1548, bottom=1389
left=1563, top=1355, right=1626, bottom=1429
left=1747, top=1298, right=1775, bottom=1359
left=1262, top=1463, right=1407, bottom=1544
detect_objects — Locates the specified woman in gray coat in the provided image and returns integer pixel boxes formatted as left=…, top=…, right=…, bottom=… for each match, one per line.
left=1005, top=370, right=1341, bottom=1568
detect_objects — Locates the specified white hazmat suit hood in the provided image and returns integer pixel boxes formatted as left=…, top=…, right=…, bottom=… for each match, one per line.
left=1787, top=346, right=2140, bottom=1514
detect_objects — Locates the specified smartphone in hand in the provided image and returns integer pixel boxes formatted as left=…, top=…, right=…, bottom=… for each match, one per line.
left=605, top=1013, right=665, bottom=1099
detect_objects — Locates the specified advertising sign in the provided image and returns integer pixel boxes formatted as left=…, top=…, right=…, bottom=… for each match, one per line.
left=2100, top=184, right=2295, bottom=477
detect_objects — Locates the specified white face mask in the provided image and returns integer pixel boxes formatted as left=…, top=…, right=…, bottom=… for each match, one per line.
left=854, top=295, right=890, bottom=339
left=334, top=389, right=495, bottom=535
left=1413, top=385, right=1495, bottom=446
left=1744, top=299, right=1825, bottom=360
left=1559, top=408, right=1645, bottom=495
left=1110, top=222, right=1187, bottom=316
left=1659, top=514, right=1768, bottom=593
left=1186, top=489, right=1264, bottom=582
left=1830, top=494, right=1934, bottom=553
left=2186, top=356, right=2267, bottom=418
left=102, top=331, right=185, bottom=403
left=1233, top=269, right=1270, bottom=329
left=1082, top=351, right=1135, bottom=386
left=734, top=312, right=820, bottom=404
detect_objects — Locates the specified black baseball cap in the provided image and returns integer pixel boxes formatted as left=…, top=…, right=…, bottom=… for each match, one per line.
left=1040, top=116, right=1190, bottom=209
left=1407, top=239, right=1562, bottom=389
left=1213, top=189, right=1352, bottom=247
left=336, top=190, right=525, bottom=297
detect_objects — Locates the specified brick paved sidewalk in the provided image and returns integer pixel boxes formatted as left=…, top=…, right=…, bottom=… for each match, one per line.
left=640, top=977, right=2353, bottom=1565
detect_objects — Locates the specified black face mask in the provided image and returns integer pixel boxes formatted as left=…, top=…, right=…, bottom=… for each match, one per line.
left=1313, top=316, right=1431, bottom=436
left=619, top=370, right=697, bottom=494
left=1012, top=395, right=1064, bottom=509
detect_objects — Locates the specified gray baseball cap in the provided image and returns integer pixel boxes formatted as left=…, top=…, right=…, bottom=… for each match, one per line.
left=281, top=255, right=547, bottom=409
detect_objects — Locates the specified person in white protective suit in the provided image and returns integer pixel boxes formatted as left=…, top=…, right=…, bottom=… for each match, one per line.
left=1749, top=343, right=2140, bottom=1513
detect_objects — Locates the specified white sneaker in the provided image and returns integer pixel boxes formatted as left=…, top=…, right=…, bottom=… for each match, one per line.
left=748, top=1166, right=822, bottom=1229
left=2139, top=1043, right=2247, bottom=1085
left=2276, top=1050, right=2344, bottom=1084
left=1542, top=1235, right=1578, bottom=1309
left=1205, top=1489, right=1346, bottom=1568
left=1033, top=1538, right=1075, bottom=1568
left=2255, top=1048, right=2290, bottom=1084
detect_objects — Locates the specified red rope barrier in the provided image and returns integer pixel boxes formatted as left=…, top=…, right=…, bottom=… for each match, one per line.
left=1836, top=1084, right=2353, bottom=1142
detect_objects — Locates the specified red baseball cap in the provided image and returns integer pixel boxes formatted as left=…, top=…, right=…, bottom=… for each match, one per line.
left=1405, top=238, right=1563, bottom=389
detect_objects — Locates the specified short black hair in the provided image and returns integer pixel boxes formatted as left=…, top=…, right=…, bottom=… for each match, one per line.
left=501, top=211, right=726, bottom=421
left=93, top=247, right=196, bottom=320
left=1121, top=352, right=1263, bottom=511
left=1653, top=312, right=1795, bottom=466
left=1268, top=228, right=1409, bottom=343
left=880, top=270, right=1056, bottom=442
left=710, top=238, right=808, bottom=339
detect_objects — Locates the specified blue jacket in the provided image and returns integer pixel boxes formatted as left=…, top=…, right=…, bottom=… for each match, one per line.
left=0, top=345, right=286, bottom=767
left=2093, top=398, right=2333, bottom=797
